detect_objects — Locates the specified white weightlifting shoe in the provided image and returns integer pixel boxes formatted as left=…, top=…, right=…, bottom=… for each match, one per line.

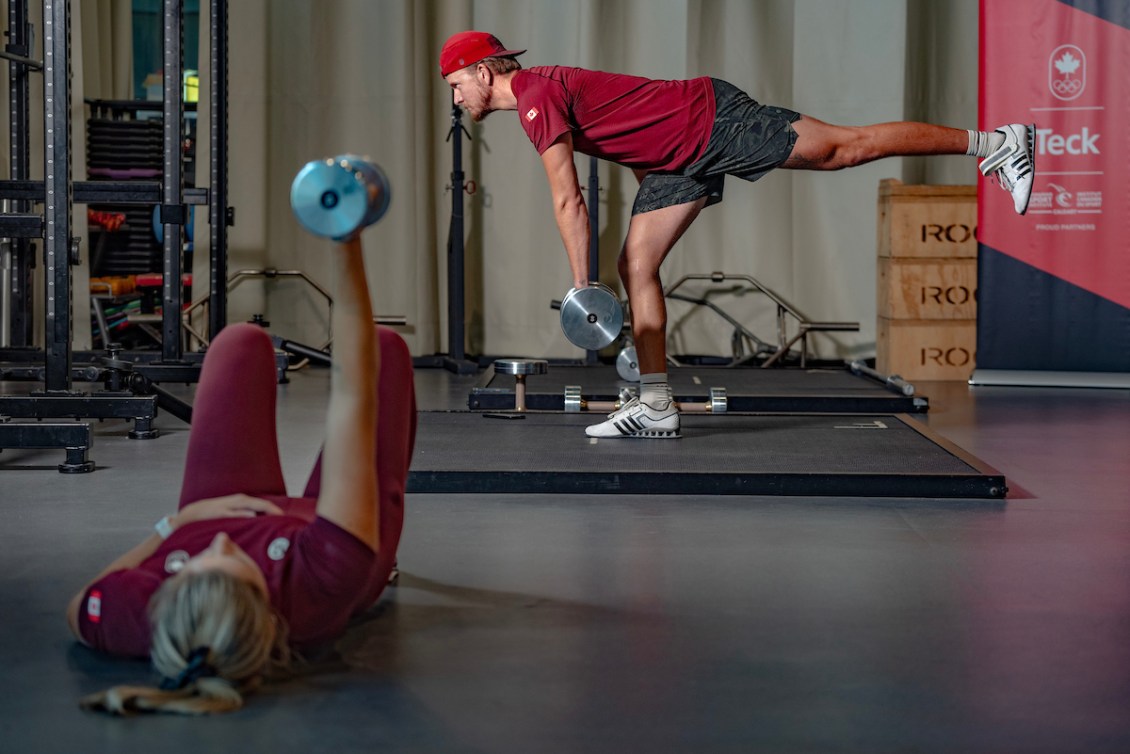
left=585, top=399, right=681, bottom=439
left=979, top=123, right=1036, bottom=215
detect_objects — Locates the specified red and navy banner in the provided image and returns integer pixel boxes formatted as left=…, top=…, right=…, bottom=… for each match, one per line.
left=978, top=0, right=1130, bottom=373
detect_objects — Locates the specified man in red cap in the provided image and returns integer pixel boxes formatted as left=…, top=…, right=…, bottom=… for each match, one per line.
left=440, top=30, right=1035, bottom=439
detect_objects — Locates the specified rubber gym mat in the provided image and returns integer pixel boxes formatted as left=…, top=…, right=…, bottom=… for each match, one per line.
left=407, top=412, right=1005, bottom=498
left=470, top=364, right=927, bottom=414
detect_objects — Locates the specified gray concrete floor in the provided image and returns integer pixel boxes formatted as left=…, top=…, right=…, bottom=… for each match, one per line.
left=2, top=365, right=1129, bottom=753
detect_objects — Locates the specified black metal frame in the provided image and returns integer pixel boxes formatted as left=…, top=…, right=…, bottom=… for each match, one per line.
left=0, top=420, right=93, bottom=472
left=4, top=0, right=33, bottom=347
left=424, top=105, right=478, bottom=375
left=0, top=0, right=232, bottom=471
left=585, top=156, right=601, bottom=365
left=159, top=0, right=185, bottom=360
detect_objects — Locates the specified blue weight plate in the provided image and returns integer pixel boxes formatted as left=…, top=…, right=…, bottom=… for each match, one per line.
left=333, top=155, right=391, bottom=228
left=290, top=159, right=370, bottom=238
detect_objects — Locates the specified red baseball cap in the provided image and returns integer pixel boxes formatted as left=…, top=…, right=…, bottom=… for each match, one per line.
left=439, top=31, right=525, bottom=77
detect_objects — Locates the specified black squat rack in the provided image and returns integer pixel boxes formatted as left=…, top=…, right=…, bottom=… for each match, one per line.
left=0, top=0, right=232, bottom=471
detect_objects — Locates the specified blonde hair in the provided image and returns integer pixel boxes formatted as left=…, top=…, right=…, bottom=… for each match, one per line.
left=476, top=56, right=522, bottom=75
left=80, top=570, right=290, bottom=716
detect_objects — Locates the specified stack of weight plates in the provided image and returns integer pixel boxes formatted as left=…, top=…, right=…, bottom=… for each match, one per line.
left=86, top=105, right=165, bottom=276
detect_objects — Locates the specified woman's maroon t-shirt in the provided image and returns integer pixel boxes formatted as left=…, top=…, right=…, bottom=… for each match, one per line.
left=78, top=499, right=378, bottom=658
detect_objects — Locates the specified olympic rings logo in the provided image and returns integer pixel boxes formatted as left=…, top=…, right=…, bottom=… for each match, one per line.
left=1052, top=78, right=1082, bottom=95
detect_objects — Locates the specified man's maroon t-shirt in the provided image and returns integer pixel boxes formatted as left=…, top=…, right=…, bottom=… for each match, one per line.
left=511, top=66, right=716, bottom=173
left=78, top=499, right=379, bottom=658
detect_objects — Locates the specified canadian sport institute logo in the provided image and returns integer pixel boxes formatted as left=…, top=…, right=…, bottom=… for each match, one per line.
left=1049, top=44, right=1085, bottom=101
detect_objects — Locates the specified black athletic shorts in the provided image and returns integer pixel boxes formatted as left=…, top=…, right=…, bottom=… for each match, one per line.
left=631, top=79, right=801, bottom=215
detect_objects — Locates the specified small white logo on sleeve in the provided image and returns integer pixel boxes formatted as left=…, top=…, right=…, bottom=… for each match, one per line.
left=165, top=550, right=190, bottom=574
left=87, top=590, right=102, bottom=623
left=267, top=537, right=291, bottom=561
left=526, top=107, right=540, bottom=121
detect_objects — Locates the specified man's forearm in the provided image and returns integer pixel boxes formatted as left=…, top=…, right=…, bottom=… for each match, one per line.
left=553, top=196, right=591, bottom=288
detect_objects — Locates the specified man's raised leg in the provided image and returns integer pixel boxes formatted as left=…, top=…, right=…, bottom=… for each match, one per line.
left=783, top=115, right=1035, bottom=214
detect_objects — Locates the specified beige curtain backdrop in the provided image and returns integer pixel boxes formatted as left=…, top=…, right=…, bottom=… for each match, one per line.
left=254, top=0, right=980, bottom=361
left=8, top=0, right=979, bottom=362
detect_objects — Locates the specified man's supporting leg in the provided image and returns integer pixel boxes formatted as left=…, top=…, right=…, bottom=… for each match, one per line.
left=585, top=198, right=705, bottom=439
left=619, top=197, right=708, bottom=376
left=179, top=323, right=287, bottom=508
left=639, top=372, right=673, bottom=410
left=303, top=326, right=416, bottom=597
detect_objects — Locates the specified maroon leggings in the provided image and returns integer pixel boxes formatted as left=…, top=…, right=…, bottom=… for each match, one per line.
left=178, top=322, right=416, bottom=591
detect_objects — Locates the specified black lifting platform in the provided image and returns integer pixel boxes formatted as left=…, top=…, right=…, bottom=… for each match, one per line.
left=470, top=363, right=928, bottom=414
left=407, top=412, right=1006, bottom=499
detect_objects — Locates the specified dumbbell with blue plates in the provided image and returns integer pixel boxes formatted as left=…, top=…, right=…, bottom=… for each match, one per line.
left=290, top=154, right=391, bottom=239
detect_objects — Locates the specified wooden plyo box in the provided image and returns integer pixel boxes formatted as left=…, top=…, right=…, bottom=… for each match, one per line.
left=877, top=180, right=979, bottom=380
left=878, top=257, right=977, bottom=320
left=877, top=178, right=978, bottom=259
left=877, top=318, right=977, bottom=382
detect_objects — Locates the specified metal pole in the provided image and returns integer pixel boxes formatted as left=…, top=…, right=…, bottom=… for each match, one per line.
left=0, top=235, right=10, bottom=347
left=448, top=105, right=466, bottom=362
left=160, top=0, right=185, bottom=361
left=42, top=0, right=73, bottom=392
left=208, top=0, right=229, bottom=338
left=586, top=157, right=600, bottom=364
left=7, top=0, right=33, bottom=347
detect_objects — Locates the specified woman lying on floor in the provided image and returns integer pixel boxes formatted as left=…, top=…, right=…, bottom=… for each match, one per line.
left=66, top=235, right=416, bottom=715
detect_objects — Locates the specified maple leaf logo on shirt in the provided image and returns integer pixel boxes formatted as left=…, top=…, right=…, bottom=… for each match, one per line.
left=526, top=107, right=540, bottom=121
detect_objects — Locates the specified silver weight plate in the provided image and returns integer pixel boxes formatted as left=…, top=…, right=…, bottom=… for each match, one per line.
left=559, top=283, right=624, bottom=350
left=616, top=345, right=639, bottom=382
left=494, top=358, right=548, bottom=376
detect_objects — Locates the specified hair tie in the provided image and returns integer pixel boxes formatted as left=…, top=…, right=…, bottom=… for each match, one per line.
left=159, top=646, right=216, bottom=691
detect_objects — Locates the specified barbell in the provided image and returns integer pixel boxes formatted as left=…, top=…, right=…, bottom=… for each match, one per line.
left=564, top=385, right=728, bottom=414
left=290, top=155, right=391, bottom=239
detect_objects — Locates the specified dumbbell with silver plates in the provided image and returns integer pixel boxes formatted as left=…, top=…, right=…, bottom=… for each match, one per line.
left=552, top=282, right=639, bottom=381
left=493, top=358, right=548, bottom=412
left=564, top=385, right=728, bottom=414
left=553, top=282, right=625, bottom=351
